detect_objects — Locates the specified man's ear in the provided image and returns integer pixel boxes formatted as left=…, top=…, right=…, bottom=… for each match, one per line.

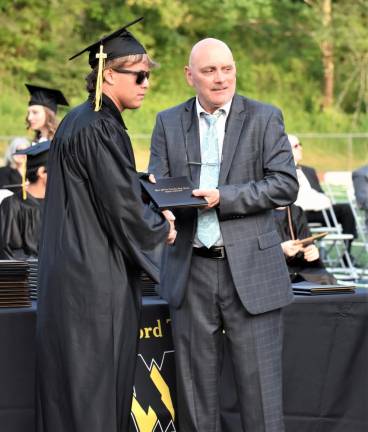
left=37, top=166, right=47, bottom=180
left=184, top=65, right=193, bottom=87
left=103, top=68, right=114, bottom=85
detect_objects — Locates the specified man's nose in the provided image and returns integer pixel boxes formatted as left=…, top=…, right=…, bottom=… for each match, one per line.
left=214, top=70, right=225, bottom=82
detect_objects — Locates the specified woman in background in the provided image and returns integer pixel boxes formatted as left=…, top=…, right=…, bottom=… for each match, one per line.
left=0, top=136, right=30, bottom=196
left=25, top=84, right=69, bottom=143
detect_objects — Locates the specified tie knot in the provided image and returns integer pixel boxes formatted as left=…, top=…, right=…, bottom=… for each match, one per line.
left=202, top=110, right=224, bottom=127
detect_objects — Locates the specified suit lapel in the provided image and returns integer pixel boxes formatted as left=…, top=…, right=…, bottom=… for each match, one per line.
left=219, top=95, right=247, bottom=185
left=181, top=99, right=201, bottom=186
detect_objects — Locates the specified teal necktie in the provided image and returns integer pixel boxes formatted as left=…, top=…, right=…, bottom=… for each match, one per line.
left=197, top=111, right=223, bottom=248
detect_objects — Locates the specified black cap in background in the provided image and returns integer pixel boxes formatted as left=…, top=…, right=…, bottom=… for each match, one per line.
left=15, top=140, right=51, bottom=170
left=25, top=84, right=69, bottom=113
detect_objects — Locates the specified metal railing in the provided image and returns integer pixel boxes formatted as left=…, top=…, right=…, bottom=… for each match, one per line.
left=1, top=133, right=368, bottom=172
left=291, top=133, right=368, bottom=172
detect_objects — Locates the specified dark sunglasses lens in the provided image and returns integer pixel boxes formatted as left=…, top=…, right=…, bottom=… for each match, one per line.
left=136, top=71, right=150, bottom=84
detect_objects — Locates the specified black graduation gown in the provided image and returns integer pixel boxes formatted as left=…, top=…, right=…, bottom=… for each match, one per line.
left=0, top=165, right=22, bottom=192
left=273, top=205, right=336, bottom=285
left=36, top=95, right=169, bottom=432
left=0, top=191, right=43, bottom=259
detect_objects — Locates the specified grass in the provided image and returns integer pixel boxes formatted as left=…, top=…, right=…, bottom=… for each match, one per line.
left=2, top=132, right=368, bottom=173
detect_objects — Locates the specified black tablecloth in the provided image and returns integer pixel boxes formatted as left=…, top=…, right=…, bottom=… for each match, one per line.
left=0, top=291, right=367, bottom=432
left=0, top=304, right=36, bottom=431
left=220, top=289, right=368, bottom=432
left=0, top=298, right=176, bottom=432
left=283, top=290, right=368, bottom=432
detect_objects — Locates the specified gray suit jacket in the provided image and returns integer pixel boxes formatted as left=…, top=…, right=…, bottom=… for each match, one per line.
left=149, top=95, right=299, bottom=314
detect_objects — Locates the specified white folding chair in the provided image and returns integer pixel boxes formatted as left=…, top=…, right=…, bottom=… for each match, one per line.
left=346, top=188, right=368, bottom=278
left=319, top=171, right=360, bottom=280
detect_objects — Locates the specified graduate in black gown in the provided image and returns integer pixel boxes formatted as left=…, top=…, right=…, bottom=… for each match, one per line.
left=36, top=18, right=176, bottom=432
left=0, top=140, right=50, bottom=259
left=0, top=137, right=30, bottom=193
left=273, top=204, right=336, bottom=285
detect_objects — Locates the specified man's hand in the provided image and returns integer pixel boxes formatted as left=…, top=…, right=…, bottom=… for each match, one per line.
left=162, top=209, right=177, bottom=245
left=192, top=188, right=220, bottom=209
left=302, top=244, right=319, bottom=262
left=281, top=240, right=303, bottom=257
left=148, top=173, right=156, bottom=184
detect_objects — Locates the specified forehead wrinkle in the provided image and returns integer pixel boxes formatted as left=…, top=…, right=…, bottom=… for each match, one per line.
left=198, top=62, right=235, bottom=70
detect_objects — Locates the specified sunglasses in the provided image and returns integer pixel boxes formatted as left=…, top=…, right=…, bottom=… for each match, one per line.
left=112, top=68, right=150, bottom=85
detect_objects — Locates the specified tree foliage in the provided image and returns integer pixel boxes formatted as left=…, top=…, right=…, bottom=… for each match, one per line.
left=0, top=0, right=367, bottom=137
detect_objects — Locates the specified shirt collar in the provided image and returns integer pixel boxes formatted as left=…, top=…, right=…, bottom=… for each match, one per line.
left=195, top=97, right=233, bottom=120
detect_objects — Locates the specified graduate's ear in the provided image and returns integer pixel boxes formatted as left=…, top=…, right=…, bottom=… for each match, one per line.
left=103, top=68, right=114, bottom=85
left=37, top=166, right=47, bottom=180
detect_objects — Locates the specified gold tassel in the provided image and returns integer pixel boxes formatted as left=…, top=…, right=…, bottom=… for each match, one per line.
left=21, top=158, right=27, bottom=200
left=94, top=44, right=107, bottom=112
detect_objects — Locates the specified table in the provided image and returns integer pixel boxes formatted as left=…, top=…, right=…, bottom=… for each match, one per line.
left=0, top=304, right=35, bottom=431
left=220, top=289, right=368, bottom=432
left=1, top=292, right=368, bottom=432
left=0, top=298, right=176, bottom=432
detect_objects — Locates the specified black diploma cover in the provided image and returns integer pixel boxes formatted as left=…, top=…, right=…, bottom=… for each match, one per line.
left=292, top=281, right=355, bottom=295
left=140, top=176, right=208, bottom=210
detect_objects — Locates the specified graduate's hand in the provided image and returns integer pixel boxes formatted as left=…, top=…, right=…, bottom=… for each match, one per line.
left=281, top=240, right=303, bottom=257
left=139, top=173, right=156, bottom=203
left=302, top=244, right=319, bottom=262
left=162, top=210, right=177, bottom=245
left=192, top=188, right=220, bottom=209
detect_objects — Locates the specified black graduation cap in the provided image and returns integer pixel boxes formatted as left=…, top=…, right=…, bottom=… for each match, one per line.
left=14, top=140, right=51, bottom=199
left=15, top=140, right=51, bottom=170
left=26, top=84, right=69, bottom=113
left=69, top=17, right=146, bottom=68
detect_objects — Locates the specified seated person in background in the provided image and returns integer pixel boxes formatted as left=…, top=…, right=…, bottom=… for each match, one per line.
left=352, top=165, right=368, bottom=229
left=0, top=137, right=30, bottom=195
left=288, top=134, right=357, bottom=249
left=0, top=140, right=50, bottom=259
left=273, top=204, right=337, bottom=285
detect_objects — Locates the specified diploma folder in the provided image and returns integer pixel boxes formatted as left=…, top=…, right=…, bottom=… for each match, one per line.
left=295, top=231, right=328, bottom=247
left=140, top=176, right=208, bottom=210
left=292, top=281, right=356, bottom=295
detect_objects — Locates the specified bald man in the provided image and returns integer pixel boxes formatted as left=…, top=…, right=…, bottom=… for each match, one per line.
left=149, top=38, right=298, bottom=432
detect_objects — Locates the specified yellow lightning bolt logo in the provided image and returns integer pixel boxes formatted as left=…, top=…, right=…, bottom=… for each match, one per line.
left=131, top=354, right=176, bottom=431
